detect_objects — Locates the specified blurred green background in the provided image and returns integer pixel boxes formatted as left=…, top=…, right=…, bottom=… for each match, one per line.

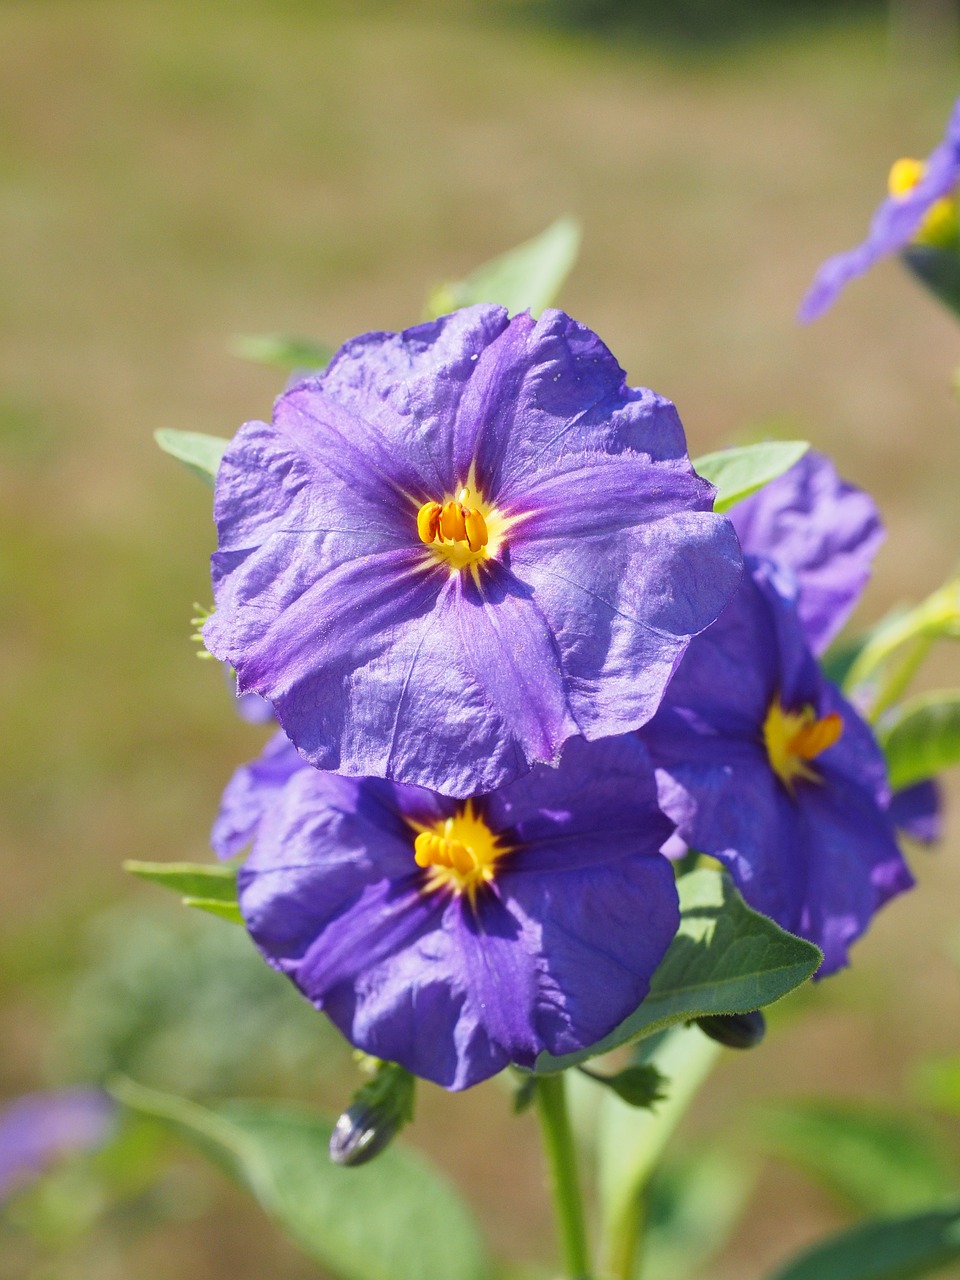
left=3, top=1, right=960, bottom=1277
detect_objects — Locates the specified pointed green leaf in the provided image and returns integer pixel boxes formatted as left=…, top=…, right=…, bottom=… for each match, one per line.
left=111, top=1079, right=491, bottom=1280
left=755, top=1101, right=956, bottom=1216
left=693, top=441, right=809, bottom=513
left=124, top=860, right=238, bottom=906
left=181, top=897, right=244, bottom=925
left=766, top=1205, right=960, bottom=1280
left=230, top=334, right=334, bottom=373
left=880, top=692, right=960, bottom=790
left=154, top=429, right=230, bottom=486
left=425, top=216, right=581, bottom=319
left=535, top=869, right=820, bottom=1073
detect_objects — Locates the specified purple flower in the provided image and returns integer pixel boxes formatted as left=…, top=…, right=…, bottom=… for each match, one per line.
left=203, top=306, right=742, bottom=797
left=890, top=778, right=942, bottom=846
left=730, top=450, right=883, bottom=654
left=799, top=98, right=960, bottom=321
left=0, top=1089, right=116, bottom=1203
left=642, top=558, right=913, bottom=976
left=236, top=733, right=679, bottom=1090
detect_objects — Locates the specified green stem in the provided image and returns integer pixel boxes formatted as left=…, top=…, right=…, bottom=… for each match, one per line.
left=535, top=1072, right=593, bottom=1280
left=599, top=1027, right=721, bottom=1280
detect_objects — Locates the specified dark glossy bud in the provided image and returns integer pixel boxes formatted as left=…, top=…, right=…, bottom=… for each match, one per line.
left=329, top=1100, right=402, bottom=1167
left=328, top=1061, right=415, bottom=1167
left=696, top=1009, right=766, bottom=1050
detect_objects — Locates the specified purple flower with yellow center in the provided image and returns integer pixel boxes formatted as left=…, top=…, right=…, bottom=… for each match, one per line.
left=233, top=733, right=679, bottom=1090
left=203, top=305, right=741, bottom=797
left=641, top=558, right=913, bottom=976
left=799, top=98, right=960, bottom=321
left=0, top=1089, right=117, bottom=1203
left=729, top=449, right=883, bottom=654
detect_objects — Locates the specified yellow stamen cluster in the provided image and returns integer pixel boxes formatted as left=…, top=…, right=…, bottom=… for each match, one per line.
left=887, top=156, right=958, bottom=247
left=763, top=699, right=843, bottom=793
left=411, top=800, right=509, bottom=905
left=417, top=488, right=489, bottom=554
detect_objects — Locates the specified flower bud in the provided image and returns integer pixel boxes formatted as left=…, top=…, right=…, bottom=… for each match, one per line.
left=328, top=1061, right=415, bottom=1168
left=696, top=1009, right=766, bottom=1050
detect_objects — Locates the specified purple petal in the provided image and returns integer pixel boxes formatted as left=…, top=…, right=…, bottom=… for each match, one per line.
left=511, top=509, right=742, bottom=740
left=210, top=729, right=306, bottom=859
left=488, top=733, right=674, bottom=872
left=890, top=778, right=943, bottom=845
left=0, top=1090, right=117, bottom=1203
left=730, top=450, right=884, bottom=653
left=498, top=855, right=680, bottom=1059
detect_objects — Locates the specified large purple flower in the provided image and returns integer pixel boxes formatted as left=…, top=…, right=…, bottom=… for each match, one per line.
left=641, top=558, right=913, bottom=976
left=0, top=1089, right=116, bottom=1203
left=204, top=306, right=741, bottom=797
left=799, top=98, right=960, bottom=321
left=235, top=733, right=679, bottom=1090
left=730, top=449, right=883, bottom=654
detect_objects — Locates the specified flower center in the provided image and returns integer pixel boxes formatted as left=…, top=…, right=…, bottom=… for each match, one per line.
left=763, top=699, right=843, bottom=793
left=416, top=486, right=504, bottom=571
left=887, top=156, right=959, bottom=247
left=412, top=800, right=510, bottom=903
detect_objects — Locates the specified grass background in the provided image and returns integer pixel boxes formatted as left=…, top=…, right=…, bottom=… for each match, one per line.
left=2, top=1, right=960, bottom=1276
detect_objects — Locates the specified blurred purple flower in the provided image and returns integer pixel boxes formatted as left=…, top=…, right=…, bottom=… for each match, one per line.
left=222, top=663, right=275, bottom=725
left=730, top=449, right=883, bottom=654
left=799, top=98, right=960, bottom=321
left=204, top=305, right=741, bottom=797
left=890, top=778, right=942, bottom=846
left=642, top=558, right=913, bottom=976
left=237, top=734, right=679, bottom=1090
left=0, top=1089, right=117, bottom=1203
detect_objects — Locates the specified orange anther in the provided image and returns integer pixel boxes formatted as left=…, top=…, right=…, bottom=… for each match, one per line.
left=792, top=711, right=843, bottom=760
left=463, top=507, right=488, bottom=552
left=439, top=500, right=467, bottom=543
left=416, top=502, right=442, bottom=545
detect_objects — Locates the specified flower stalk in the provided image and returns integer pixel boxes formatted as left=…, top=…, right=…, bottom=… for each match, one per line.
left=535, top=1072, right=593, bottom=1280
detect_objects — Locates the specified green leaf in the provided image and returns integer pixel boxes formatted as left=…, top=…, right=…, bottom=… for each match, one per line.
left=692, top=441, right=809, bottom=514
left=425, top=216, right=581, bottom=319
left=580, top=1063, right=667, bottom=1110
left=111, top=1078, right=491, bottom=1280
left=913, top=1054, right=960, bottom=1116
left=641, top=1147, right=757, bottom=1280
left=230, top=334, right=334, bottom=372
left=535, top=869, right=821, bottom=1073
left=181, top=897, right=245, bottom=925
left=124, top=861, right=240, bottom=922
left=154, top=428, right=230, bottom=486
left=755, top=1101, right=955, bottom=1215
left=766, top=1205, right=960, bottom=1280
left=880, top=692, right=960, bottom=790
